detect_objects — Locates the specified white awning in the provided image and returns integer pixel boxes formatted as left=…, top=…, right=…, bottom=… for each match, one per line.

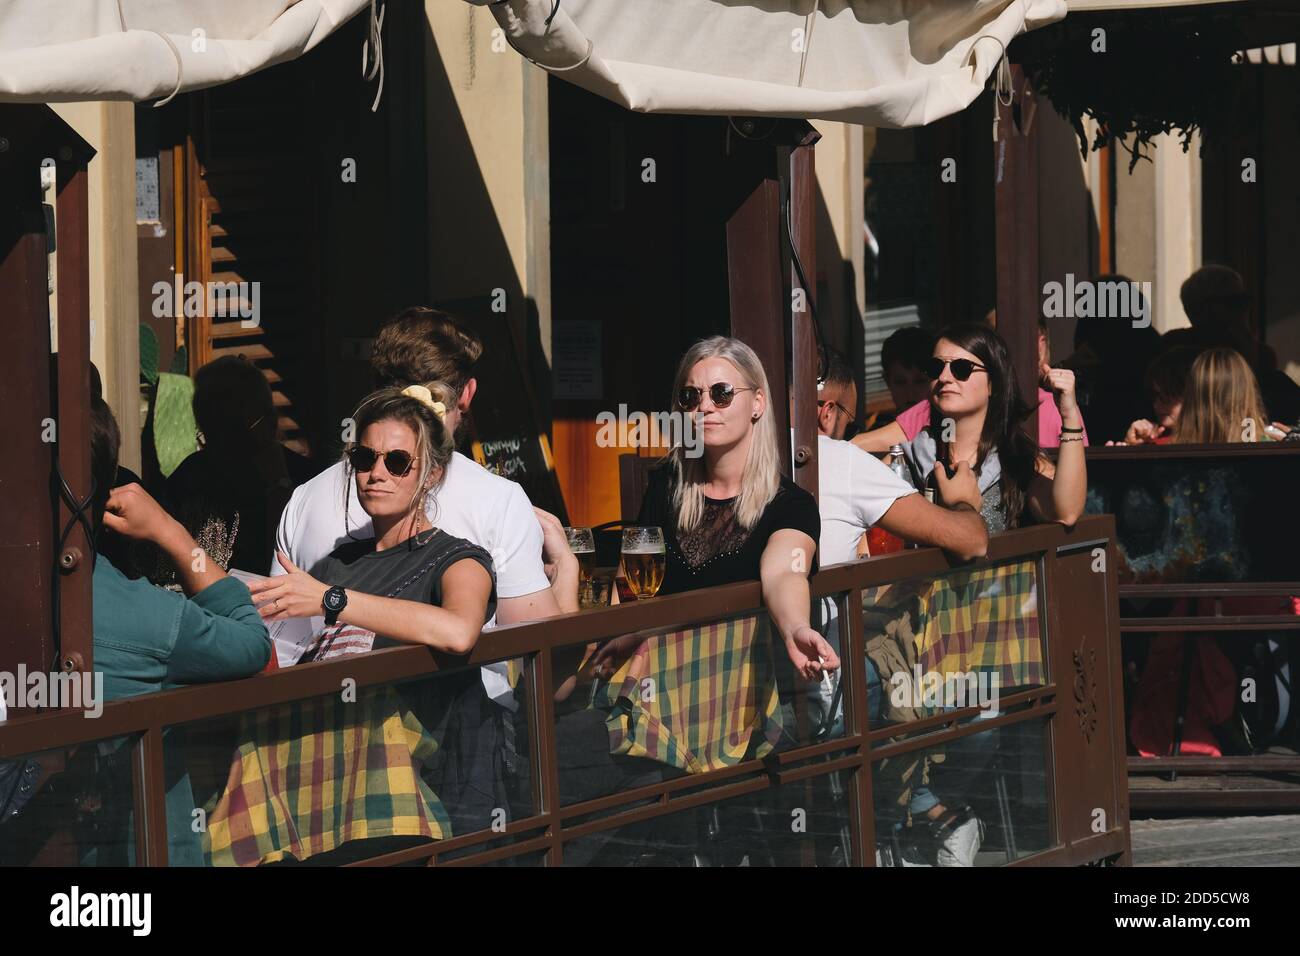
left=473, top=0, right=1068, bottom=128
left=0, top=0, right=371, bottom=104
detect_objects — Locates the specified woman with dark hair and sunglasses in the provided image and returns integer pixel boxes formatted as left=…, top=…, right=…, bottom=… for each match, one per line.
left=248, top=384, right=495, bottom=657
left=896, top=323, right=1087, bottom=533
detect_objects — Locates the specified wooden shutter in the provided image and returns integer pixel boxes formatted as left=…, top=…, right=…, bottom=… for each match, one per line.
left=184, top=69, right=323, bottom=457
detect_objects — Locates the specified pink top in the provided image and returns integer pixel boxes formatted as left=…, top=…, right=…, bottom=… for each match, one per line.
left=894, top=389, right=1087, bottom=448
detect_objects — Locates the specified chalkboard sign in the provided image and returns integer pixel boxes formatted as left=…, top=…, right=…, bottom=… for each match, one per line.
left=437, top=299, right=569, bottom=524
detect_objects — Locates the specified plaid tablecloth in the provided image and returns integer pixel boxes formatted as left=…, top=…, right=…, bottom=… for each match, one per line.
left=590, top=613, right=786, bottom=774
left=203, top=686, right=450, bottom=866
left=862, top=559, right=1044, bottom=690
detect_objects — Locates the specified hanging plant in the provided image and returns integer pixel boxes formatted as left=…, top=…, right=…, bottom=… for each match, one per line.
left=1014, top=9, right=1247, bottom=170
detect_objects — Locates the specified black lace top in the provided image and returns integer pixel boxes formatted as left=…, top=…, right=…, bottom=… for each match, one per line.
left=635, top=467, right=821, bottom=595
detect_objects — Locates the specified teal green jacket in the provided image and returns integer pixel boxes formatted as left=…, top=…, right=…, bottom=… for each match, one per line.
left=92, top=557, right=271, bottom=865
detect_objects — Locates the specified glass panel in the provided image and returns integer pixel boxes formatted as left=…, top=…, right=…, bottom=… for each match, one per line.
left=1087, top=452, right=1300, bottom=585
left=0, top=734, right=138, bottom=866
left=550, top=608, right=817, bottom=810
left=164, top=657, right=535, bottom=866
left=561, top=777, right=853, bottom=867
left=872, top=717, right=1051, bottom=867
left=861, top=558, right=1046, bottom=735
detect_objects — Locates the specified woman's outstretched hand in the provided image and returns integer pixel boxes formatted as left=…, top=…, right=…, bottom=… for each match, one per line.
left=785, top=625, right=840, bottom=681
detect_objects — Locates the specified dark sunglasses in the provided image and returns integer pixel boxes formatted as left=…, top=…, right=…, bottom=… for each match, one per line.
left=348, top=445, right=418, bottom=478
left=923, top=357, right=987, bottom=382
left=677, top=383, right=754, bottom=411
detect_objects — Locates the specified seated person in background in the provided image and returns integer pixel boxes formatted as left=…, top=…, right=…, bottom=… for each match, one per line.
left=896, top=323, right=1086, bottom=532
left=813, top=345, right=988, bottom=563
left=1117, top=347, right=1286, bottom=446
left=854, top=317, right=1087, bottom=453
left=810, top=346, right=990, bottom=866
left=1166, top=265, right=1300, bottom=425
left=1060, top=278, right=1163, bottom=442
left=1111, top=345, right=1199, bottom=445
left=165, top=356, right=318, bottom=575
left=89, top=398, right=272, bottom=865
left=866, top=327, right=935, bottom=432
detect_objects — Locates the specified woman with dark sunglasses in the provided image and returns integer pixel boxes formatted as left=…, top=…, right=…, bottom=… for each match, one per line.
left=892, top=323, right=1087, bottom=532
left=249, top=385, right=495, bottom=657
left=594, top=335, right=838, bottom=681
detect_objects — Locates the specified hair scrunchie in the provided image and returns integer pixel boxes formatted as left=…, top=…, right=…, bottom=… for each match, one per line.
left=401, top=384, right=447, bottom=421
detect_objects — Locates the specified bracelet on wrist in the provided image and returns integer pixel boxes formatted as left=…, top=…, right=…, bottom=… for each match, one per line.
left=1058, top=434, right=1084, bottom=443
left=1060, top=425, right=1084, bottom=434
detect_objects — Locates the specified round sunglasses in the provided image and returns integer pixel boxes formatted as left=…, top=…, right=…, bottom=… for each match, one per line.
left=677, top=383, right=754, bottom=411
left=348, top=445, right=419, bottom=478
left=923, top=356, right=988, bottom=382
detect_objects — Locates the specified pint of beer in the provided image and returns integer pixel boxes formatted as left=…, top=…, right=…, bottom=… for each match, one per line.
left=564, top=527, right=602, bottom=608
left=620, top=526, right=666, bottom=599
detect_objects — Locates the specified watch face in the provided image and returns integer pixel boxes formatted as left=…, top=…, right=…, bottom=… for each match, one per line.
left=324, top=588, right=346, bottom=612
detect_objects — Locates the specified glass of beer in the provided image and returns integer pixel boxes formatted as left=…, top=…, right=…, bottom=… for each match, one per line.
left=564, top=527, right=600, bottom=608
left=620, top=526, right=666, bottom=600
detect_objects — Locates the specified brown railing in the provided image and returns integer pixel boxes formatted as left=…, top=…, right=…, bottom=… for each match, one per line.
left=0, top=516, right=1127, bottom=867
left=1086, top=444, right=1300, bottom=810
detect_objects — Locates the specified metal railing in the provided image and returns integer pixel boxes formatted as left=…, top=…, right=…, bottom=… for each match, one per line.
left=0, top=516, right=1128, bottom=867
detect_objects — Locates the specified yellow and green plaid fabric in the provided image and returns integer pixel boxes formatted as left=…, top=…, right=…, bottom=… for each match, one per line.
left=203, top=685, right=450, bottom=866
left=863, top=559, right=1044, bottom=689
left=591, top=613, right=785, bottom=774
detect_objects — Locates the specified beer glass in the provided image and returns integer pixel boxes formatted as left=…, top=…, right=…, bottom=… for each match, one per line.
left=620, top=526, right=666, bottom=599
left=564, top=527, right=601, bottom=608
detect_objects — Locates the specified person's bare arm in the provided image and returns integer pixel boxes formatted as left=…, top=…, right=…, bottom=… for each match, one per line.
left=532, top=506, right=580, bottom=614
left=760, top=529, right=839, bottom=680
left=875, top=495, right=988, bottom=560
left=1032, top=367, right=1087, bottom=526
left=102, top=483, right=226, bottom=595
left=250, top=554, right=492, bottom=655
left=850, top=420, right=906, bottom=455
left=495, top=588, right=563, bottom=625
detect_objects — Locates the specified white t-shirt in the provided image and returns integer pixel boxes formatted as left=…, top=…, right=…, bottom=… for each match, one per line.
left=272, top=451, right=552, bottom=683
left=816, top=433, right=917, bottom=567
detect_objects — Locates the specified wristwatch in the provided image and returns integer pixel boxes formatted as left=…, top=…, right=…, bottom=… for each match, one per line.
left=322, top=586, right=348, bottom=626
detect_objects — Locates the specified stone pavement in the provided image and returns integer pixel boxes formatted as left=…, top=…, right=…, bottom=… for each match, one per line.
left=1131, top=815, right=1300, bottom=866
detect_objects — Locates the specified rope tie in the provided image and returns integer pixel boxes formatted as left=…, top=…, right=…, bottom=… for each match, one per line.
left=362, top=0, right=386, bottom=112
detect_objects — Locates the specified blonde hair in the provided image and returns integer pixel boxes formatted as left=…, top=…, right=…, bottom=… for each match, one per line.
left=1175, top=348, right=1269, bottom=444
left=668, top=336, right=781, bottom=534
left=342, top=382, right=458, bottom=537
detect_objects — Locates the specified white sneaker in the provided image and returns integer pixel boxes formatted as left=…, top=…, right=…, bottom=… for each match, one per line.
left=933, top=808, right=986, bottom=867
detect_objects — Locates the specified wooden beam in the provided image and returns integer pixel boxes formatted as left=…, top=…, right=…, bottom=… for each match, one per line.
left=727, top=175, right=791, bottom=475
left=994, top=64, right=1043, bottom=411
left=788, top=129, right=820, bottom=500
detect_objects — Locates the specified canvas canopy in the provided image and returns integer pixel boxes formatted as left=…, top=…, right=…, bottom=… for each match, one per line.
left=0, top=0, right=373, bottom=104
left=472, top=0, right=1068, bottom=128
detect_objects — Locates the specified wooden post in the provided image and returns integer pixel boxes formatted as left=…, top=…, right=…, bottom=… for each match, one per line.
left=725, top=119, right=821, bottom=498
left=994, top=64, right=1042, bottom=411
left=0, top=105, right=96, bottom=685
left=788, top=128, right=820, bottom=501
